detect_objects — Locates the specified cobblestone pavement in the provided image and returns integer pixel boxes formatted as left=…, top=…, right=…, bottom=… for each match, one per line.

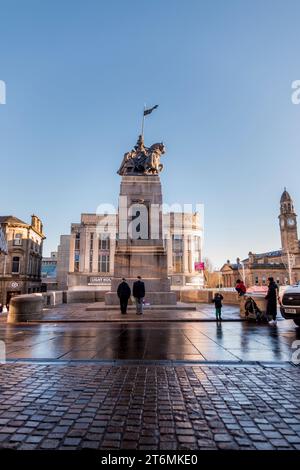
left=0, top=362, right=299, bottom=450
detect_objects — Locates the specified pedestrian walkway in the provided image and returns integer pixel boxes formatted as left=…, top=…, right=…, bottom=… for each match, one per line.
left=9, top=302, right=241, bottom=323
left=0, top=317, right=296, bottom=361
left=0, top=362, right=299, bottom=450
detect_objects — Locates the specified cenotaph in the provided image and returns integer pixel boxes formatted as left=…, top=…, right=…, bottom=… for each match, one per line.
left=105, top=133, right=177, bottom=305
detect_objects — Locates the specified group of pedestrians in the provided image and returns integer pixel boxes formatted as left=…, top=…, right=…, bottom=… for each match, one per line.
left=118, top=274, right=280, bottom=324
left=212, top=277, right=279, bottom=325
left=117, top=276, right=145, bottom=315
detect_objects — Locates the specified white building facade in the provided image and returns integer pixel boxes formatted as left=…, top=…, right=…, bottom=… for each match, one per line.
left=64, top=212, right=204, bottom=291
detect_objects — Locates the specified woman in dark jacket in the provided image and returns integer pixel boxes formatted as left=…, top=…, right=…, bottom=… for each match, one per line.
left=265, top=277, right=279, bottom=325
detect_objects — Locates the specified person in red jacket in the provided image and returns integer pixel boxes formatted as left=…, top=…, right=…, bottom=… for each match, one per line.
left=235, top=279, right=246, bottom=296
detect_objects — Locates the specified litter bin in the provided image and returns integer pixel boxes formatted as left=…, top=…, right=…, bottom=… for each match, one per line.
left=7, top=294, right=43, bottom=323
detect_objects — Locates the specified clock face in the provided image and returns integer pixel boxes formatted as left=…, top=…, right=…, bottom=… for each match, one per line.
left=280, top=219, right=285, bottom=228
left=287, top=217, right=295, bottom=227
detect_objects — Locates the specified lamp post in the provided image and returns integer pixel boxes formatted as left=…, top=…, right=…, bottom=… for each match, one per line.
left=237, top=257, right=246, bottom=285
left=282, top=251, right=295, bottom=285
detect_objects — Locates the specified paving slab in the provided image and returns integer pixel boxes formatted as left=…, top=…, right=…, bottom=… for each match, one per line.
left=8, top=302, right=242, bottom=323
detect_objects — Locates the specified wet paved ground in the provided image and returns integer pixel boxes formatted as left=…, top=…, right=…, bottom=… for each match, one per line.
left=0, top=312, right=299, bottom=362
left=0, top=362, right=300, bottom=450
left=24, top=302, right=242, bottom=322
left=1, top=304, right=300, bottom=450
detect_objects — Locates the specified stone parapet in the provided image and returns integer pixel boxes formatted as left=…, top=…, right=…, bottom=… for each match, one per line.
left=105, top=291, right=177, bottom=306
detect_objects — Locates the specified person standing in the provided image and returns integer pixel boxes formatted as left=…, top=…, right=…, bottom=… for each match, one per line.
left=212, top=292, right=224, bottom=322
left=117, top=278, right=131, bottom=314
left=265, top=277, right=279, bottom=326
left=133, top=276, right=145, bottom=315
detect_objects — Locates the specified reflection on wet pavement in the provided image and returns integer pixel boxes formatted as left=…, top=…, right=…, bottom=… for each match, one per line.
left=1, top=315, right=300, bottom=362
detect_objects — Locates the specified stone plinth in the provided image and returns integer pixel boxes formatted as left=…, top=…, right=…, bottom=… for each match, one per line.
left=105, top=174, right=177, bottom=305
left=7, top=294, right=43, bottom=323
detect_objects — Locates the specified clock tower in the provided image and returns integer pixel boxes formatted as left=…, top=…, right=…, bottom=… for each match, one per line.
left=279, top=188, right=299, bottom=254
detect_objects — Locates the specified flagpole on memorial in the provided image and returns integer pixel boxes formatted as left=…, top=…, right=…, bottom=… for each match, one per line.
left=141, top=104, right=159, bottom=139
left=141, top=104, right=146, bottom=138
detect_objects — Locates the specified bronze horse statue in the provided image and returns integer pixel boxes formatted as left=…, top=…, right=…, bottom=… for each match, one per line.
left=117, top=137, right=165, bottom=175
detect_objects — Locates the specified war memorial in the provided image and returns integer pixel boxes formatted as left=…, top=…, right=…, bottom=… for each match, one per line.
left=105, top=132, right=177, bottom=305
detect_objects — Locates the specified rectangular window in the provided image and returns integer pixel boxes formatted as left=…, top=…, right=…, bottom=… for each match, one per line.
left=172, top=234, right=183, bottom=252
left=99, top=235, right=110, bottom=250
left=89, top=233, right=94, bottom=272
left=74, top=252, right=80, bottom=272
left=98, top=254, right=110, bottom=273
left=74, top=232, right=81, bottom=271
left=75, top=232, right=80, bottom=250
left=173, top=253, right=183, bottom=273
left=193, top=235, right=201, bottom=263
left=13, top=233, right=22, bottom=246
left=172, top=235, right=183, bottom=273
left=90, top=232, right=94, bottom=250
left=12, top=256, right=20, bottom=274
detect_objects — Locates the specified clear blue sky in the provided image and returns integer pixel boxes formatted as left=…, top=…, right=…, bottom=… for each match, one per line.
left=1, top=0, right=300, bottom=268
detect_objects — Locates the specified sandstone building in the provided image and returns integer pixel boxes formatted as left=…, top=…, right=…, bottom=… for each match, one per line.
left=221, top=189, right=300, bottom=287
left=57, top=211, right=203, bottom=291
left=0, top=215, right=45, bottom=304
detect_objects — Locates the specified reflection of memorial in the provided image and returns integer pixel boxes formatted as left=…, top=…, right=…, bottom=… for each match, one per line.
left=105, top=135, right=177, bottom=305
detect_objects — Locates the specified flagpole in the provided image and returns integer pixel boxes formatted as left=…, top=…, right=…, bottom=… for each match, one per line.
left=141, top=104, right=146, bottom=138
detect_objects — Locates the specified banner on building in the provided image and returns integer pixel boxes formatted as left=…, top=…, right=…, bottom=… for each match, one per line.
left=194, top=261, right=205, bottom=271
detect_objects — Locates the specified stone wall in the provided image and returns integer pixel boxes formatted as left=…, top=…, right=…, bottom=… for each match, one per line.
left=178, top=289, right=240, bottom=305
left=39, top=288, right=241, bottom=306
left=66, top=290, right=108, bottom=303
left=42, top=291, right=64, bottom=307
left=179, top=290, right=213, bottom=303
left=212, top=290, right=240, bottom=305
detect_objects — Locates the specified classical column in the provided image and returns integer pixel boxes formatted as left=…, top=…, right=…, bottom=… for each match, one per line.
left=92, top=232, right=98, bottom=273
left=188, top=234, right=193, bottom=273
left=109, top=238, right=115, bottom=274
left=83, top=230, right=89, bottom=273
left=167, top=237, right=173, bottom=274
left=183, top=235, right=189, bottom=273
left=69, top=234, right=75, bottom=272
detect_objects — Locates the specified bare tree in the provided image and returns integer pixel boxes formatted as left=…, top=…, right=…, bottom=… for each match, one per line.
left=203, top=257, right=215, bottom=287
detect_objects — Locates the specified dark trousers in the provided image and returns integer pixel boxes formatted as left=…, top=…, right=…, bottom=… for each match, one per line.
left=119, top=296, right=129, bottom=314
left=267, top=301, right=277, bottom=321
left=215, top=307, right=222, bottom=319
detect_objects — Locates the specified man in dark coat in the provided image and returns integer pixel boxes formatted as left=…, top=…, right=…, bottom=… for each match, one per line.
left=117, top=278, right=131, bottom=314
left=265, top=277, right=279, bottom=325
left=132, top=276, right=145, bottom=315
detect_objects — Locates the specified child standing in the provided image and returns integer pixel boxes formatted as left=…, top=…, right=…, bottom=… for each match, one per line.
left=212, top=292, right=224, bottom=321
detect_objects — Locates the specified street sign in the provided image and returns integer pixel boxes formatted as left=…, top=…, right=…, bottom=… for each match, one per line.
left=88, top=276, right=111, bottom=285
